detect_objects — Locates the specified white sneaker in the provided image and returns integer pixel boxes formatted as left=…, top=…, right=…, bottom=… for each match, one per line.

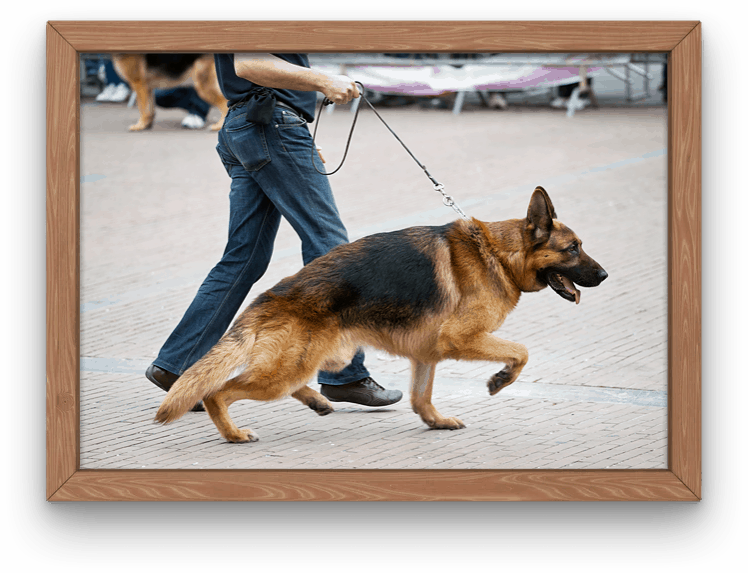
left=550, top=96, right=567, bottom=109
left=181, top=114, right=206, bottom=129
left=109, top=84, right=131, bottom=103
left=95, top=84, right=117, bottom=102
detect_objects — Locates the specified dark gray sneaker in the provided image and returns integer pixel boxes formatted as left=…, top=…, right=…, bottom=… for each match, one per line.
left=320, top=377, right=403, bottom=407
left=145, top=364, right=204, bottom=412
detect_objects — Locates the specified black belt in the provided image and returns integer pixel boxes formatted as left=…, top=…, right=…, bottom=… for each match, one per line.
left=276, top=101, right=298, bottom=113
left=228, top=99, right=296, bottom=112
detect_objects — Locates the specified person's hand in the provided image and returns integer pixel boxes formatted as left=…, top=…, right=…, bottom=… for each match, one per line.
left=321, top=75, right=360, bottom=105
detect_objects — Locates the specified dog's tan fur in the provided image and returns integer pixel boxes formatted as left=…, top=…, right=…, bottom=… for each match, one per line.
left=155, top=187, right=607, bottom=443
left=112, top=54, right=228, bottom=132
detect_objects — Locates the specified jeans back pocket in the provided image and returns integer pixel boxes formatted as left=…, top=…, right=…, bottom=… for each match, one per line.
left=222, top=113, right=271, bottom=172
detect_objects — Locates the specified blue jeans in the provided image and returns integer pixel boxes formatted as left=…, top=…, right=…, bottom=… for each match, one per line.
left=155, top=87, right=211, bottom=120
left=154, top=103, right=370, bottom=386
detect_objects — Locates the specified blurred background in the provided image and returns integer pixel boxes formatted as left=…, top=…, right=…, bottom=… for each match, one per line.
left=81, top=52, right=667, bottom=117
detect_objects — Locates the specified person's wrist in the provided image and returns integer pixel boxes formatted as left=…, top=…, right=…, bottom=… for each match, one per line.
left=314, top=70, right=335, bottom=97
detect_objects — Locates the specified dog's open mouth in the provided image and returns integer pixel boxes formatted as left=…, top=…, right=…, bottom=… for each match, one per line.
left=547, top=273, right=581, bottom=304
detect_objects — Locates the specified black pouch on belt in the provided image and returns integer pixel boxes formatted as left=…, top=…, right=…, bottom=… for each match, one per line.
left=244, top=87, right=277, bottom=125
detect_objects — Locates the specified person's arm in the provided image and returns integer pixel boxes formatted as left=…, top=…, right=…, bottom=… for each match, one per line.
left=234, top=54, right=359, bottom=105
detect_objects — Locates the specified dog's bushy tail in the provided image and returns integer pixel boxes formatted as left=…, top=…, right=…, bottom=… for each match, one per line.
left=153, top=331, right=256, bottom=425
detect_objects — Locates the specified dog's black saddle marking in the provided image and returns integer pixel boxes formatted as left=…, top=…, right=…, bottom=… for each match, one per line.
left=256, top=225, right=451, bottom=330
left=144, top=54, right=203, bottom=80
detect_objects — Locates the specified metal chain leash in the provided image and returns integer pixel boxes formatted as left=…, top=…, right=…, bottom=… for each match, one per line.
left=311, top=81, right=470, bottom=221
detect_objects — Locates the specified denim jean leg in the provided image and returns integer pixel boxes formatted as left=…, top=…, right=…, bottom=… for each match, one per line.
left=253, top=107, right=370, bottom=385
left=317, top=349, right=369, bottom=386
left=155, top=87, right=211, bottom=119
left=154, top=136, right=281, bottom=375
left=256, top=108, right=350, bottom=263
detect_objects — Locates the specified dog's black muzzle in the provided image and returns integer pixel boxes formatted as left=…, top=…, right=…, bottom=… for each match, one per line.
left=542, top=256, right=608, bottom=304
left=568, top=265, right=608, bottom=288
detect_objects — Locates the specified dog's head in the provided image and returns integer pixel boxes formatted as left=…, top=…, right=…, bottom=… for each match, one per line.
left=524, top=186, right=608, bottom=303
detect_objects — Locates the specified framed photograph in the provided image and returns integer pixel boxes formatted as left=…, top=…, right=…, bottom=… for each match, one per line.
left=46, top=20, right=702, bottom=501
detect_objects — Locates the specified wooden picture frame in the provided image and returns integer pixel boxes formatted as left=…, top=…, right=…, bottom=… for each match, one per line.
left=47, top=21, right=701, bottom=501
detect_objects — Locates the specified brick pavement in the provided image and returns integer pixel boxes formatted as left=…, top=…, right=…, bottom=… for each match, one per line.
left=79, top=94, right=667, bottom=470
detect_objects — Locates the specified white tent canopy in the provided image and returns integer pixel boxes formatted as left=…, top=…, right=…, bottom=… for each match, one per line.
left=312, top=63, right=603, bottom=96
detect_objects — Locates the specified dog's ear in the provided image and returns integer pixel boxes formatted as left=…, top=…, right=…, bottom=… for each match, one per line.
left=526, top=186, right=556, bottom=245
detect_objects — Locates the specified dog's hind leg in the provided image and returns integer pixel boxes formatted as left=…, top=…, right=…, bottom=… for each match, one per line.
left=128, top=82, right=156, bottom=131
left=205, top=380, right=331, bottom=443
left=192, top=56, right=228, bottom=131
left=203, top=388, right=260, bottom=443
left=201, top=367, right=292, bottom=443
left=111, top=55, right=155, bottom=131
left=291, top=385, right=334, bottom=416
left=410, top=360, right=465, bottom=430
left=202, top=322, right=341, bottom=442
left=203, top=345, right=329, bottom=442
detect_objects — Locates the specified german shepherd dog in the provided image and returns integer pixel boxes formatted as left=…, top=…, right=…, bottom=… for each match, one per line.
left=112, top=54, right=228, bottom=132
left=155, top=187, right=607, bottom=443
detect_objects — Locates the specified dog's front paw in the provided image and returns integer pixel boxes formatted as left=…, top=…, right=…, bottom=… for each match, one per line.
left=488, top=369, right=514, bottom=395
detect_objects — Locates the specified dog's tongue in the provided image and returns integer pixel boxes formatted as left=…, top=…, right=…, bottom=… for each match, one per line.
left=560, top=275, right=581, bottom=305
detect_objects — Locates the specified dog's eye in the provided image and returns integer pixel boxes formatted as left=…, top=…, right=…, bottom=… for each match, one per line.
left=567, top=244, right=579, bottom=255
